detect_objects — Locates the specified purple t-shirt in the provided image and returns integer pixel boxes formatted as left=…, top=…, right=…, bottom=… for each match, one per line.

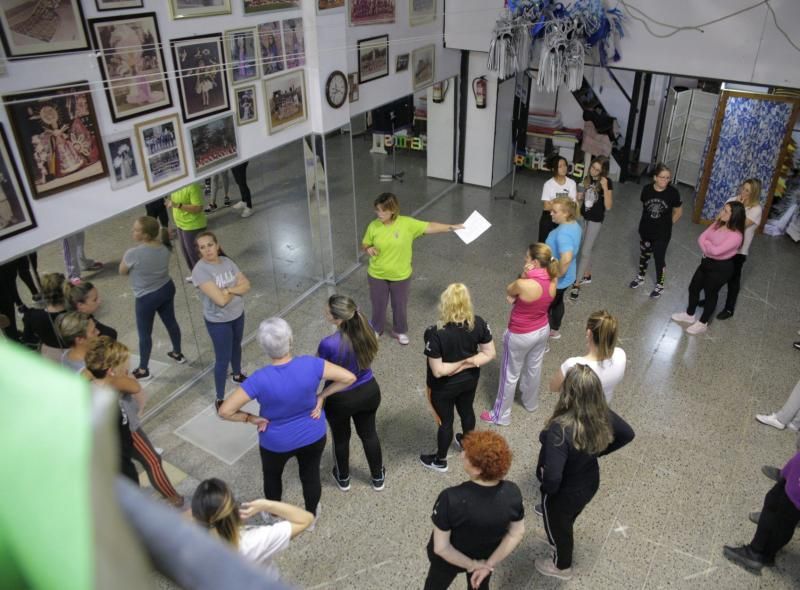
left=242, top=355, right=326, bottom=452
left=781, top=450, right=800, bottom=510
left=317, top=331, right=373, bottom=391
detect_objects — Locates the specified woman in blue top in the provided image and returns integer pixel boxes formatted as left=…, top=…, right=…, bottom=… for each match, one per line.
left=219, top=317, right=355, bottom=517
left=317, top=294, right=384, bottom=492
left=545, top=197, right=582, bottom=340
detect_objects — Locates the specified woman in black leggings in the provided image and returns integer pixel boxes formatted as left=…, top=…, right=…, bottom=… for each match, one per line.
left=317, top=294, right=385, bottom=491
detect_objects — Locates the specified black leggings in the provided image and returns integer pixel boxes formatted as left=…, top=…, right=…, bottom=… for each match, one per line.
left=325, top=377, right=383, bottom=479
left=145, top=199, right=169, bottom=227
left=548, top=287, right=567, bottom=331
left=542, top=482, right=599, bottom=570
left=687, top=257, right=734, bottom=324
left=231, top=162, right=252, bottom=208
left=538, top=210, right=556, bottom=242
left=722, top=253, right=747, bottom=312
left=428, top=379, right=478, bottom=459
left=424, top=555, right=491, bottom=590
left=638, top=237, right=670, bottom=285
left=259, top=435, right=326, bottom=514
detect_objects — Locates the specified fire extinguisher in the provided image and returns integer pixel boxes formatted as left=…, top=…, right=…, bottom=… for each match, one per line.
left=472, top=76, right=487, bottom=109
left=432, top=79, right=449, bottom=103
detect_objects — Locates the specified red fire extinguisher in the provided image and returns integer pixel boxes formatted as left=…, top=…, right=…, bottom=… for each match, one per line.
left=472, top=76, right=487, bottom=109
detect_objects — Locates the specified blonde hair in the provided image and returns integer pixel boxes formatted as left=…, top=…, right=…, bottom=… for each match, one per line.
left=551, top=196, right=577, bottom=221
left=57, top=311, right=93, bottom=348
left=438, top=283, right=474, bottom=330
left=586, top=310, right=618, bottom=361
left=548, top=364, right=613, bottom=454
left=84, top=336, right=129, bottom=379
left=741, top=178, right=762, bottom=208
left=528, top=243, right=560, bottom=280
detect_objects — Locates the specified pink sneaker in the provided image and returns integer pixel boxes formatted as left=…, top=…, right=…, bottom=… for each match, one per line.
left=671, top=312, right=695, bottom=324
left=479, top=410, right=509, bottom=426
left=686, top=321, right=708, bottom=335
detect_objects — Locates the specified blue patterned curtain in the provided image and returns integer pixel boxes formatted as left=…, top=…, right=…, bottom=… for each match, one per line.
left=696, top=95, right=793, bottom=220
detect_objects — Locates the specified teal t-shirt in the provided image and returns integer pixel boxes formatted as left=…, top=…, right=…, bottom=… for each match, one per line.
left=546, top=222, right=582, bottom=289
left=362, top=215, right=428, bottom=281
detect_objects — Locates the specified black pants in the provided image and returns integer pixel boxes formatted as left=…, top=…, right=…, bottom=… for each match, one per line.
left=231, top=162, right=252, bottom=208
left=722, top=253, right=747, bottom=312
left=325, top=377, right=383, bottom=479
left=0, top=261, right=19, bottom=340
left=259, top=434, right=326, bottom=514
left=638, top=237, right=669, bottom=285
left=548, top=287, right=567, bottom=331
left=429, top=379, right=478, bottom=459
left=687, top=257, right=734, bottom=324
left=424, top=556, right=491, bottom=590
left=750, top=479, right=800, bottom=560
left=145, top=199, right=169, bottom=227
left=539, top=210, right=556, bottom=242
left=542, top=482, right=599, bottom=570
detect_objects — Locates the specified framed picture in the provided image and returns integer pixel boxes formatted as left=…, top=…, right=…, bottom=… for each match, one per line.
left=171, top=34, right=230, bottom=123
left=348, top=72, right=359, bottom=103
left=258, top=22, right=285, bottom=76
left=412, top=44, right=435, bottom=90
left=134, top=114, right=187, bottom=191
left=0, top=0, right=89, bottom=59
left=349, top=0, right=395, bottom=26
left=104, top=131, right=143, bottom=190
left=4, top=82, right=107, bottom=199
left=244, top=0, right=301, bottom=14
left=282, top=18, right=305, bottom=70
left=358, top=35, right=389, bottom=84
left=395, top=53, right=409, bottom=72
left=264, top=70, right=307, bottom=134
left=225, top=27, right=259, bottom=86
left=188, top=113, right=238, bottom=175
left=95, top=0, right=144, bottom=10
left=169, top=0, right=231, bottom=19
left=317, top=0, right=345, bottom=13
left=234, top=86, right=258, bottom=125
left=89, top=13, right=172, bottom=123
left=409, top=0, right=436, bottom=26
left=0, top=125, right=36, bottom=241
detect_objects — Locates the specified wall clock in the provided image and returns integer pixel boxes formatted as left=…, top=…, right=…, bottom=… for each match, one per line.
left=325, top=70, right=348, bottom=108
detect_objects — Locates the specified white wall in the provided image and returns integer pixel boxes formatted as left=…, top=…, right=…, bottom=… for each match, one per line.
left=462, top=52, right=498, bottom=187
left=426, top=78, right=456, bottom=181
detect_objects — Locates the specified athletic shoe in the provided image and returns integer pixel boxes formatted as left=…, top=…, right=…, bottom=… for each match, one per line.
left=232, top=201, right=246, bottom=210
left=231, top=372, right=248, bottom=384
left=204, top=203, right=218, bottom=213
left=534, top=558, right=573, bottom=580
left=392, top=332, right=410, bottom=345
left=755, top=413, right=785, bottom=430
left=420, top=454, right=448, bottom=472
left=579, top=275, right=592, bottom=285
left=167, top=351, right=187, bottom=364
left=789, top=423, right=800, bottom=432
left=308, top=502, right=321, bottom=532
left=371, top=467, right=386, bottom=491
left=241, top=207, right=253, bottom=218
left=716, top=309, right=734, bottom=320
left=534, top=503, right=543, bottom=516
left=69, top=277, right=83, bottom=285
left=185, top=276, right=193, bottom=283
left=224, top=197, right=232, bottom=207
left=761, top=465, right=781, bottom=482
left=793, top=341, right=800, bottom=351
left=686, top=321, right=708, bottom=335
left=132, top=367, right=152, bottom=381
left=479, top=410, right=510, bottom=426
left=155, top=447, right=163, bottom=455
left=453, top=433, right=464, bottom=451
left=629, top=275, right=644, bottom=289
left=568, top=286, right=580, bottom=301
left=671, top=312, right=695, bottom=324
left=214, top=399, right=224, bottom=414
left=649, top=284, right=664, bottom=299
left=722, top=545, right=766, bottom=572
left=331, top=467, right=351, bottom=492
left=549, top=329, right=561, bottom=340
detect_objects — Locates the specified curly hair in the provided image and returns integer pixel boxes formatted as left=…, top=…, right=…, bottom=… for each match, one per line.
left=438, top=283, right=474, bottom=330
left=462, top=430, right=512, bottom=481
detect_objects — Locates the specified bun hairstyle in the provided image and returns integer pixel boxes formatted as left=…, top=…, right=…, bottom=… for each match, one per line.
left=64, top=280, right=95, bottom=311
left=586, top=310, right=618, bottom=361
left=57, top=311, right=93, bottom=348
left=551, top=196, right=577, bottom=221
left=328, top=294, right=378, bottom=371
left=137, top=215, right=171, bottom=249
left=84, top=336, right=129, bottom=380
left=191, top=478, right=241, bottom=548
left=41, top=273, right=66, bottom=307
left=527, top=243, right=561, bottom=280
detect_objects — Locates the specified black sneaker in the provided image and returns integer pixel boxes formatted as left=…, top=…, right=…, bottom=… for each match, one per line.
left=629, top=275, right=644, bottom=289
left=132, top=367, right=152, bottom=381
left=420, top=454, right=448, bottom=472
left=716, top=309, right=734, bottom=320
left=223, top=196, right=232, bottom=207
left=454, top=433, right=464, bottom=451
left=371, top=467, right=386, bottom=491
left=649, top=284, right=664, bottom=299
left=204, top=203, right=218, bottom=213
left=568, top=286, right=580, bottom=302
left=793, top=341, right=800, bottom=351
left=231, top=372, right=248, bottom=384
left=167, top=351, right=187, bottom=364
left=331, top=467, right=351, bottom=491
left=761, top=465, right=781, bottom=482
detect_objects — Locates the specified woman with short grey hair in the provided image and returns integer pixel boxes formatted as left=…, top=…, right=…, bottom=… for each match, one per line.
left=220, top=317, right=356, bottom=521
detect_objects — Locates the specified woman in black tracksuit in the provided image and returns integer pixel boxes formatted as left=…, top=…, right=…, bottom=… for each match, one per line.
left=535, top=364, right=634, bottom=580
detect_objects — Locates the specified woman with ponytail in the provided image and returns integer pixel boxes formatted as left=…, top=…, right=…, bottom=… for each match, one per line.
left=22, top=272, right=67, bottom=359
left=548, top=310, right=627, bottom=402
left=64, top=279, right=117, bottom=340
left=317, top=294, right=385, bottom=491
left=481, top=243, right=558, bottom=426
left=120, top=216, right=185, bottom=380
left=191, top=478, right=312, bottom=580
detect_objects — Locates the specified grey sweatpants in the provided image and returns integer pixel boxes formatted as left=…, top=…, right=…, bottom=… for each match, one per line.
left=776, top=377, right=800, bottom=431
left=576, top=220, right=603, bottom=281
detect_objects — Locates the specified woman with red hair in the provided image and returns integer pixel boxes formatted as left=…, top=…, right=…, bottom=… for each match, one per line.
left=424, top=431, right=525, bottom=589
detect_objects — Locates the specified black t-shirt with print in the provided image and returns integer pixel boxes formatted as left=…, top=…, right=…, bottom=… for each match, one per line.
left=638, top=184, right=682, bottom=241
left=424, top=316, right=492, bottom=391
left=581, top=178, right=614, bottom=223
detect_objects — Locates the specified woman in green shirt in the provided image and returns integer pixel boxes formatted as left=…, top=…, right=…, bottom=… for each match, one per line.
left=166, top=182, right=207, bottom=274
left=361, top=193, right=462, bottom=345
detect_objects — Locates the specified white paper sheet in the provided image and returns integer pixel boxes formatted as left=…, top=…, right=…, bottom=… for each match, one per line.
left=454, top=211, right=491, bottom=245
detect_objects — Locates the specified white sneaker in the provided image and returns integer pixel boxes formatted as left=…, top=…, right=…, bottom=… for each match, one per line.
left=549, top=330, right=561, bottom=340
left=232, top=201, right=246, bottom=210
left=185, top=276, right=193, bottom=283
left=789, top=423, right=800, bottom=432
left=756, top=413, right=786, bottom=430
left=154, top=447, right=163, bottom=455
left=240, top=207, right=253, bottom=218
left=392, top=332, right=409, bottom=345
left=671, top=312, right=695, bottom=324
left=686, top=321, right=707, bottom=335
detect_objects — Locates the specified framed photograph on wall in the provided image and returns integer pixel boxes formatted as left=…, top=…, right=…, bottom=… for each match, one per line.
left=89, top=13, right=173, bottom=123
left=134, top=114, right=187, bottom=191
left=348, top=72, right=359, bottom=103
left=104, top=131, right=143, bottom=190
left=349, top=0, right=395, bottom=26
left=282, top=18, right=305, bottom=69
left=171, top=34, right=230, bottom=123
left=95, top=0, right=144, bottom=10
left=234, top=85, right=258, bottom=125
left=4, top=82, right=107, bottom=199
left=358, top=35, right=389, bottom=84
left=0, top=0, right=89, bottom=59
left=395, top=53, right=409, bottom=72
left=169, top=0, right=231, bottom=19
left=412, top=44, right=435, bottom=90
left=258, top=21, right=285, bottom=76
left=409, top=0, right=436, bottom=26
left=317, top=0, right=345, bottom=13
left=0, top=125, right=36, bottom=242
left=264, top=70, right=307, bottom=134
left=225, top=27, right=259, bottom=86
left=188, top=113, right=238, bottom=175
left=244, top=0, right=301, bottom=14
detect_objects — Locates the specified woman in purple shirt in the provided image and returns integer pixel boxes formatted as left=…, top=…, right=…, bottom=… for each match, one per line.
left=219, top=317, right=355, bottom=518
left=317, top=294, right=385, bottom=492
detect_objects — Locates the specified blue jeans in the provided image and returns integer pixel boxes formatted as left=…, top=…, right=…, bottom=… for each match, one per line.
left=135, top=280, right=182, bottom=370
left=205, top=313, right=244, bottom=399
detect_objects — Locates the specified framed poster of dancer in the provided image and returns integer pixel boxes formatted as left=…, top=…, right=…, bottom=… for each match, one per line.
left=188, top=113, right=239, bottom=175
left=0, top=125, right=37, bottom=242
left=134, top=114, right=188, bottom=191
left=89, top=13, right=173, bottom=123
left=4, top=82, right=107, bottom=199
left=224, top=27, right=259, bottom=86
left=0, top=0, right=90, bottom=59
left=282, top=18, right=305, bottom=70
left=171, top=34, right=230, bottom=123
left=235, top=85, right=258, bottom=125
left=264, top=69, right=307, bottom=134
left=349, top=0, right=395, bottom=26
left=104, top=131, right=143, bottom=190
left=258, top=21, right=285, bottom=77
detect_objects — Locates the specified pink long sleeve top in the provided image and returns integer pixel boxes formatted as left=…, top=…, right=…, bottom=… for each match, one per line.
left=697, top=225, right=743, bottom=260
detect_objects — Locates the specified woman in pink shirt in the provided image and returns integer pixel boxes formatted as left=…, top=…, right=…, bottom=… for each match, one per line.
left=481, top=243, right=559, bottom=426
left=671, top=201, right=745, bottom=335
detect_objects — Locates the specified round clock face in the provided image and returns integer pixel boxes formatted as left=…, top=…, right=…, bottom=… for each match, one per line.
left=326, top=70, right=348, bottom=109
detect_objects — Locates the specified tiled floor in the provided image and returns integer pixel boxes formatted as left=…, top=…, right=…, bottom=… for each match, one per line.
left=23, top=150, right=800, bottom=588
